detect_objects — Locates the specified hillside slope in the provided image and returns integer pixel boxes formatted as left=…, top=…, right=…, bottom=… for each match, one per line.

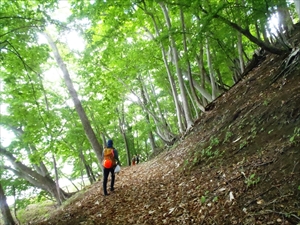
left=31, top=31, right=300, bottom=225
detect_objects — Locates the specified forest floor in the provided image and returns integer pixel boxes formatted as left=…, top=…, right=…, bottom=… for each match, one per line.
left=27, top=30, right=300, bottom=225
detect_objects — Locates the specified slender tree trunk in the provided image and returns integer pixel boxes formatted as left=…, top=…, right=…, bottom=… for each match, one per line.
left=0, top=183, right=16, bottom=225
left=140, top=83, right=158, bottom=153
left=148, top=82, right=168, bottom=127
left=52, top=154, right=62, bottom=205
left=101, top=133, right=106, bottom=148
left=12, top=186, right=20, bottom=225
left=143, top=80, right=177, bottom=142
left=43, top=32, right=103, bottom=167
left=148, top=82, right=177, bottom=139
left=79, top=149, right=95, bottom=184
left=206, top=38, right=218, bottom=100
left=60, top=173, right=80, bottom=192
left=141, top=2, right=184, bottom=133
left=194, top=42, right=209, bottom=106
left=191, top=77, right=212, bottom=102
left=159, top=2, right=194, bottom=131
left=237, top=31, right=245, bottom=74
left=237, top=0, right=249, bottom=61
left=143, top=7, right=184, bottom=133
left=295, top=0, right=300, bottom=19
left=184, top=82, right=199, bottom=118
left=180, top=8, right=205, bottom=113
left=117, top=76, right=177, bottom=144
left=116, top=106, right=131, bottom=166
left=148, top=125, right=157, bottom=153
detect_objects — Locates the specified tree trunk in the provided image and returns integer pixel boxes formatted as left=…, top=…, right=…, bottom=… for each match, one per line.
left=180, top=8, right=205, bottom=113
left=12, top=186, right=20, bottom=225
left=118, top=76, right=177, bottom=144
left=159, top=2, right=194, bottom=131
left=52, top=154, right=62, bottom=205
left=140, top=83, right=158, bottom=153
left=191, top=78, right=213, bottom=102
left=79, top=149, right=96, bottom=184
left=43, top=32, right=103, bottom=167
left=141, top=2, right=185, bottom=133
left=148, top=124, right=157, bottom=153
left=206, top=38, right=218, bottom=100
left=295, top=0, right=300, bottom=19
left=237, top=31, right=245, bottom=74
left=0, top=146, right=71, bottom=204
left=0, top=183, right=16, bottom=225
left=145, top=30, right=184, bottom=133
left=184, top=82, right=199, bottom=118
left=195, top=42, right=209, bottom=106
left=10, top=127, right=50, bottom=177
left=147, top=82, right=177, bottom=141
left=116, top=106, right=131, bottom=166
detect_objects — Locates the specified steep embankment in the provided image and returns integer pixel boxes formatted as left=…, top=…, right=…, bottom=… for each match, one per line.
left=32, top=33, right=300, bottom=224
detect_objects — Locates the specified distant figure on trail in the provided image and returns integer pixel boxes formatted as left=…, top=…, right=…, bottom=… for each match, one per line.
left=136, top=154, right=140, bottom=164
left=131, top=155, right=136, bottom=166
left=102, top=139, right=120, bottom=196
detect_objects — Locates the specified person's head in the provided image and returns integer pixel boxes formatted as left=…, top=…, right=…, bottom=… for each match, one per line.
left=107, top=139, right=113, bottom=148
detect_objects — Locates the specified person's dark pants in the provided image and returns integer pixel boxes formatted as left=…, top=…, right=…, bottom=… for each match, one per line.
left=103, top=167, right=115, bottom=195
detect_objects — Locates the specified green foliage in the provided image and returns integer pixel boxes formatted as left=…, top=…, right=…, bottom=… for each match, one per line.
left=200, top=191, right=210, bottom=204
left=200, top=195, right=206, bottom=204
left=244, top=173, right=260, bottom=187
left=210, top=137, right=220, bottom=146
left=239, top=140, right=248, bottom=150
left=263, top=100, right=270, bottom=106
left=213, top=196, right=218, bottom=202
left=250, top=125, right=258, bottom=136
left=289, top=127, right=300, bottom=143
left=200, top=136, right=222, bottom=158
left=223, top=131, right=233, bottom=143
left=201, top=146, right=212, bottom=157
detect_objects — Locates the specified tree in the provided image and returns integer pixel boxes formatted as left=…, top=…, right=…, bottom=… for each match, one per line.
left=0, top=146, right=71, bottom=203
left=295, top=0, right=300, bottom=19
left=159, top=2, right=194, bottom=131
left=42, top=32, right=104, bottom=168
left=198, top=1, right=291, bottom=55
left=0, top=182, right=16, bottom=225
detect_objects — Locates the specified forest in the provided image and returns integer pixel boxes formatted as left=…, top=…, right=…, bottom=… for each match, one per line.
left=1, top=0, right=300, bottom=224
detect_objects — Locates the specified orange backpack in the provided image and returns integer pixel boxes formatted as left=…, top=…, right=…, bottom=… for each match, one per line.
left=102, top=148, right=116, bottom=169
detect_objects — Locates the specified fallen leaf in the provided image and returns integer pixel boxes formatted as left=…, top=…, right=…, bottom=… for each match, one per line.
left=229, top=191, right=235, bottom=201
left=169, top=207, right=176, bottom=214
left=256, top=199, right=264, bottom=205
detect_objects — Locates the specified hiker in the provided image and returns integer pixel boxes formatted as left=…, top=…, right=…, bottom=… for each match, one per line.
left=136, top=154, right=140, bottom=164
left=102, top=139, right=120, bottom=196
left=131, top=155, right=136, bottom=166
